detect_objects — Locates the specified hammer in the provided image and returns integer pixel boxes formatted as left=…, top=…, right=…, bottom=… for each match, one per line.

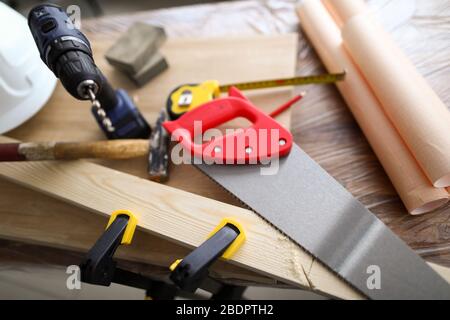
left=0, top=110, right=170, bottom=182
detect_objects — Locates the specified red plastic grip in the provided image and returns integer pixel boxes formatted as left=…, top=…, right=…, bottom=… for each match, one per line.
left=163, top=87, right=293, bottom=164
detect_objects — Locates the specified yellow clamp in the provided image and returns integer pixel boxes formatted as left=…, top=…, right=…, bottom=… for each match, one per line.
left=168, top=80, right=220, bottom=117
left=169, top=218, right=246, bottom=271
left=106, top=209, right=138, bottom=245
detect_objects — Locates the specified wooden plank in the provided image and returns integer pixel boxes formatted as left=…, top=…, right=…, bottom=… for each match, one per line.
left=0, top=175, right=279, bottom=287
left=0, top=136, right=448, bottom=299
left=0, top=138, right=358, bottom=298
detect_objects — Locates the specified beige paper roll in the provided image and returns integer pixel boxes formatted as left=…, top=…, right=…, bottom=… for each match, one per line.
left=325, top=0, right=450, bottom=119
left=322, top=0, right=367, bottom=27
left=297, top=0, right=449, bottom=214
left=339, top=13, right=450, bottom=188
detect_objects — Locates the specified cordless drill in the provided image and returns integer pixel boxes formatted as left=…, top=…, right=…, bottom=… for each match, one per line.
left=28, top=4, right=151, bottom=139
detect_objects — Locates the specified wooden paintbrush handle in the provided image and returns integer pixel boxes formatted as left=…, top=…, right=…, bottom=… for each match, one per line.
left=0, top=140, right=149, bottom=161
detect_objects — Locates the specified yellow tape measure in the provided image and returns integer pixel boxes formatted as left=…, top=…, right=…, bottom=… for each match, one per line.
left=166, top=72, right=345, bottom=119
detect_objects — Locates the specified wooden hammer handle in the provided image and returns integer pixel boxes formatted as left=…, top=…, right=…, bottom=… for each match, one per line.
left=54, top=140, right=149, bottom=160
left=0, top=140, right=149, bottom=161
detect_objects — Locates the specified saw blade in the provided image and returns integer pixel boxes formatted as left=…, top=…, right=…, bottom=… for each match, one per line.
left=196, top=144, right=450, bottom=299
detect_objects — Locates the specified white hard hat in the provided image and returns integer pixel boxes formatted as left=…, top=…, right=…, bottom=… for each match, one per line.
left=0, top=2, right=56, bottom=134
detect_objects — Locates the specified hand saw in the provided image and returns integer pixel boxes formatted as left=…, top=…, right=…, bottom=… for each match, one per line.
left=163, top=88, right=450, bottom=299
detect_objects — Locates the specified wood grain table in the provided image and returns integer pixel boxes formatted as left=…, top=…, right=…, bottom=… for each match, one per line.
left=1, top=0, right=449, bottom=297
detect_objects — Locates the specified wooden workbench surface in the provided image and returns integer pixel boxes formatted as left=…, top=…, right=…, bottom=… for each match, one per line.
left=0, top=0, right=449, bottom=298
left=81, top=0, right=450, bottom=268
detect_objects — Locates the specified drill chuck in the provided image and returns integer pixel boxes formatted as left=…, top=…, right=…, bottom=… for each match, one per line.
left=28, top=4, right=114, bottom=105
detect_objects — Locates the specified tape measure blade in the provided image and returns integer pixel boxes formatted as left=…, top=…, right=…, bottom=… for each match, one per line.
left=219, top=72, right=345, bottom=92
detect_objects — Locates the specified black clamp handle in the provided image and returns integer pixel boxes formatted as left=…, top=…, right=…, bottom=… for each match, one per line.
left=80, top=210, right=138, bottom=285
left=79, top=210, right=178, bottom=299
left=169, top=218, right=246, bottom=292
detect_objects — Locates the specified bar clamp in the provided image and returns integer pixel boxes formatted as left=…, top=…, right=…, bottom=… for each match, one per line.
left=169, top=218, right=246, bottom=292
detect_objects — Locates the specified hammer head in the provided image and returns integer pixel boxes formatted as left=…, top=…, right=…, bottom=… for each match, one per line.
left=148, top=109, right=170, bottom=182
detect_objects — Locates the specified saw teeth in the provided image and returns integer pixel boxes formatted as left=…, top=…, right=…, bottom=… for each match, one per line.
left=193, top=164, right=300, bottom=249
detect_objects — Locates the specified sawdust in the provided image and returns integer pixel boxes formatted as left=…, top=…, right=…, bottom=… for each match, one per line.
left=275, top=233, right=314, bottom=289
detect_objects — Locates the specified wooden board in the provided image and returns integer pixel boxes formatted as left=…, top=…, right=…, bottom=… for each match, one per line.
left=0, top=134, right=362, bottom=299
left=0, top=176, right=280, bottom=288
left=0, top=135, right=448, bottom=300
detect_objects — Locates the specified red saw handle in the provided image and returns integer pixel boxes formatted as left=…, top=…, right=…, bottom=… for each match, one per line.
left=163, top=87, right=293, bottom=164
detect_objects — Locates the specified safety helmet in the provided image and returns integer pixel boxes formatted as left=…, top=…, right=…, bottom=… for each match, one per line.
left=0, top=2, right=56, bottom=134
